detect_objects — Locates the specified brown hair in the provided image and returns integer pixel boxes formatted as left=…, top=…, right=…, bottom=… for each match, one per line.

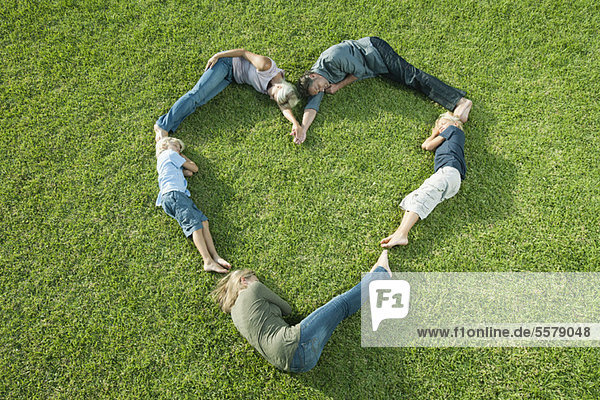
left=296, top=71, right=315, bottom=98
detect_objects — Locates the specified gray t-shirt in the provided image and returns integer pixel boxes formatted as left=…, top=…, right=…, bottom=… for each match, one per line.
left=231, top=282, right=300, bottom=371
left=306, top=37, right=388, bottom=111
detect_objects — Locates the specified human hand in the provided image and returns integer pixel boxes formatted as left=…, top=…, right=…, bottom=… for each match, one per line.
left=325, top=83, right=339, bottom=95
left=293, top=125, right=306, bottom=144
left=290, top=123, right=301, bottom=137
left=205, top=53, right=221, bottom=71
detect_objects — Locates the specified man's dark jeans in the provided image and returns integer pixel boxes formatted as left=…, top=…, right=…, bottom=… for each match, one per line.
left=369, top=36, right=465, bottom=111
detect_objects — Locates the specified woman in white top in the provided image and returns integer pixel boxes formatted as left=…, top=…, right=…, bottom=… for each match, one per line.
left=154, top=49, right=301, bottom=142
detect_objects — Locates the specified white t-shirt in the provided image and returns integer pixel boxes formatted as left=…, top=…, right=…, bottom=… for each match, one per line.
left=232, top=57, right=284, bottom=94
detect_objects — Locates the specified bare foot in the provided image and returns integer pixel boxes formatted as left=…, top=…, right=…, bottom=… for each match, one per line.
left=154, top=124, right=168, bottom=142
left=370, top=250, right=392, bottom=277
left=453, top=97, right=472, bottom=124
left=215, top=257, right=231, bottom=270
left=204, top=260, right=229, bottom=274
left=380, top=234, right=408, bottom=248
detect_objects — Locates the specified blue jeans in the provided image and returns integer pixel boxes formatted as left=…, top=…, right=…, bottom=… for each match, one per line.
left=156, top=57, right=234, bottom=133
left=161, top=191, right=208, bottom=238
left=289, top=266, right=389, bottom=373
left=369, top=37, right=466, bottom=111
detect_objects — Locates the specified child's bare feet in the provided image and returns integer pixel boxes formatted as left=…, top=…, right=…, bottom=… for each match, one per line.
left=204, top=260, right=230, bottom=274
left=215, top=257, right=231, bottom=270
left=453, top=97, right=472, bottom=124
left=154, top=124, right=168, bottom=142
left=380, top=233, right=408, bottom=248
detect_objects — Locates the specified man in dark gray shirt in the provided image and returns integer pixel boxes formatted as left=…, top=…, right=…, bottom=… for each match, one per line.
left=295, top=37, right=472, bottom=144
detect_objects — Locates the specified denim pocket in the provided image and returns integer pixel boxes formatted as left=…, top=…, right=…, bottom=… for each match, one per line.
left=290, top=344, right=305, bottom=373
left=290, top=338, right=320, bottom=373
left=301, top=338, right=320, bottom=372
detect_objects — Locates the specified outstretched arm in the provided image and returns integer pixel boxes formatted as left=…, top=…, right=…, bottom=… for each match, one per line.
left=280, top=108, right=303, bottom=142
left=297, top=92, right=324, bottom=144
left=326, top=74, right=358, bottom=94
left=205, top=49, right=271, bottom=71
left=297, top=108, right=318, bottom=144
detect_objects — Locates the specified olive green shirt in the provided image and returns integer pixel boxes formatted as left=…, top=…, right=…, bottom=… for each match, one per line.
left=231, top=282, right=301, bottom=371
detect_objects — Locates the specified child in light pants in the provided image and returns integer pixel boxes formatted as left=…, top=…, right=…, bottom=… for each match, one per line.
left=381, top=112, right=466, bottom=247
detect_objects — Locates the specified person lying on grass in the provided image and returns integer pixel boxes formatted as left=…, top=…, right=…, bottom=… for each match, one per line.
left=212, top=250, right=392, bottom=372
left=381, top=112, right=466, bottom=248
left=295, top=37, right=472, bottom=144
left=155, top=137, right=231, bottom=273
left=154, top=49, right=301, bottom=143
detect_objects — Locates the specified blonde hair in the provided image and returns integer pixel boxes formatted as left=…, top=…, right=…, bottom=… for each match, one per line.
left=211, top=269, right=256, bottom=313
left=433, top=112, right=463, bottom=135
left=156, top=137, right=185, bottom=158
left=275, top=80, right=300, bottom=109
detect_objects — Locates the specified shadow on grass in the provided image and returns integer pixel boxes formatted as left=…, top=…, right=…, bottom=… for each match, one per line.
left=180, top=151, right=237, bottom=265
left=170, top=74, right=516, bottom=397
left=298, top=75, right=516, bottom=234
left=397, top=98, right=518, bottom=268
left=296, top=76, right=458, bottom=145
left=346, top=84, right=518, bottom=268
left=290, top=321, right=412, bottom=398
left=171, top=85, right=279, bottom=144
left=285, top=97, right=517, bottom=397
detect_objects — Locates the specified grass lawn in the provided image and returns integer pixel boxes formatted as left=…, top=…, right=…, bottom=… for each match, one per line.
left=1, top=0, right=599, bottom=398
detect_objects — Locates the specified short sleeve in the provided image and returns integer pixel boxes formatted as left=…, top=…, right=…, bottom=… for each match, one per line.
left=338, top=55, right=367, bottom=79
left=257, top=57, right=284, bottom=78
left=305, top=92, right=324, bottom=111
left=166, top=150, right=186, bottom=168
left=440, top=125, right=457, bottom=141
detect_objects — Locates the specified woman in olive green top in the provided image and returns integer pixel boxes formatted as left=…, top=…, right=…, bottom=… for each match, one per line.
left=212, top=250, right=391, bottom=372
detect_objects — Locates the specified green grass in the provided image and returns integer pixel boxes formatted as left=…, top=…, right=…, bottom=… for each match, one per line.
left=1, top=0, right=600, bottom=398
